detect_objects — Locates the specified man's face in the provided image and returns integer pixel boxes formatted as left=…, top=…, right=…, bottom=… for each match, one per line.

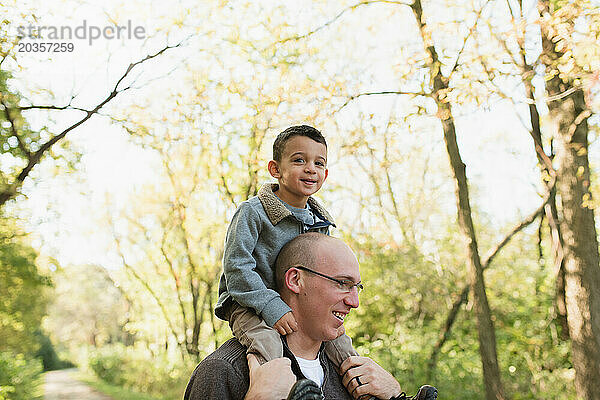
left=294, top=241, right=361, bottom=343
left=268, top=135, right=328, bottom=208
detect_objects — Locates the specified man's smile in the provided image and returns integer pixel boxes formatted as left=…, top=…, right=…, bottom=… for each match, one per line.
left=332, top=311, right=346, bottom=322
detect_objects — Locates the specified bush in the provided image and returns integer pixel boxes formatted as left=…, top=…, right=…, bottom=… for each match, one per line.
left=88, top=344, right=194, bottom=399
left=120, top=351, right=194, bottom=399
left=0, top=352, right=43, bottom=400
left=35, top=331, right=75, bottom=371
left=89, top=345, right=127, bottom=386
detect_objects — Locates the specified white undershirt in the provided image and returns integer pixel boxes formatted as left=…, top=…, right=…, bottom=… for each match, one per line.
left=296, top=355, right=325, bottom=387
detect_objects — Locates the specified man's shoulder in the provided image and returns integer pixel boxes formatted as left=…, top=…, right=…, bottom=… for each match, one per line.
left=203, top=338, right=248, bottom=370
left=184, top=338, right=250, bottom=400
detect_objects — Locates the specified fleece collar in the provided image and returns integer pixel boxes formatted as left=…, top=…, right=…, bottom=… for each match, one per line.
left=257, top=183, right=335, bottom=227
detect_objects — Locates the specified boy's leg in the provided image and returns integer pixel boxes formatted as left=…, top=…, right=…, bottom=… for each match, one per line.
left=323, top=333, right=359, bottom=368
left=229, top=303, right=283, bottom=364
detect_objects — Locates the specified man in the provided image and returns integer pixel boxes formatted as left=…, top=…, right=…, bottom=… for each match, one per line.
left=184, top=233, right=437, bottom=400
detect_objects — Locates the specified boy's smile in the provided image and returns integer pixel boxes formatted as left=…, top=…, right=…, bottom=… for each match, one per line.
left=268, top=135, right=328, bottom=209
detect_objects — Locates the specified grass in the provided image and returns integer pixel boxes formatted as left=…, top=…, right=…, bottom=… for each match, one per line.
left=71, top=370, right=163, bottom=400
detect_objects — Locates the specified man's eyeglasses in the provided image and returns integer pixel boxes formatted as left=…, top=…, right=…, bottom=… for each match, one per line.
left=293, top=265, right=364, bottom=294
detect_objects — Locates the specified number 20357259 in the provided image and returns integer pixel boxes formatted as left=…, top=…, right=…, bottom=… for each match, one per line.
left=18, top=42, right=74, bottom=52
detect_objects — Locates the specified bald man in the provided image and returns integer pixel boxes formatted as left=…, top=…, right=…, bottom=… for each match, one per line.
left=184, top=233, right=437, bottom=400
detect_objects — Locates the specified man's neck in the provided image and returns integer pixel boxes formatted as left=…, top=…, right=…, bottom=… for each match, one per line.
left=285, top=332, right=321, bottom=360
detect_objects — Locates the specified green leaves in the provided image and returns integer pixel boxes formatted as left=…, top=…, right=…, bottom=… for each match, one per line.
left=0, top=351, right=43, bottom=400
left=0, top=221, right=51, bottom=356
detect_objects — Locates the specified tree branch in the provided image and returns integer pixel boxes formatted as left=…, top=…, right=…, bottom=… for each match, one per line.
left=266, top=0, right=410, bottom=49
left=216, top=135, right=238, bottom=208
left=1, top=98, right=32, bottom=160
left=448, top=0, right=492, bottom=79
left=0, top=41, right=182, bottom=207
left=482, top=179, right=555, bottom=267
left=111, top=224, right=188, bottom=361
left=160, top=229, right=190, bottom=347
left=337, top=90, right=427, bottom=111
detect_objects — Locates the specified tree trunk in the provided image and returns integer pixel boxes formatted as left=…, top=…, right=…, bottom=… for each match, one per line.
left=538, top=1, right=600, bottom=397
left=552, top=88, right=600, bottom=398
left=410, top=1, right=506, bottom=398
left=519, top=56, right=570, bottom=339
left=439, top=103, right=506, bottom=400
left=549, top=84, right=600, bottom=399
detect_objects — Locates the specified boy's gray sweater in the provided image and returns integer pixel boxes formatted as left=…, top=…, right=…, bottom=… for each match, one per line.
left=215, top=183, right=335, bottom=327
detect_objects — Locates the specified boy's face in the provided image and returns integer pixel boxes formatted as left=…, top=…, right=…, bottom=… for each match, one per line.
left=268, top=135, right=328, bottom=208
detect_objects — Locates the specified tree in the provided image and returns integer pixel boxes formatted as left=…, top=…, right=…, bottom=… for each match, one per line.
left=107, top=141, right=228, bottom=361
left=538, top=1, right=600, bottom=397
left=473, top=0, right=600, bottom=395
left=367, top=1, right=508, bottom=397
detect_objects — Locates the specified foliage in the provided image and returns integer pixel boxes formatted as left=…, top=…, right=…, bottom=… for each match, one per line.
left=89, top=345, right=127, bottom=386
left=345, top=233, right=481, bottom=397
left=0, top=218, right=51, bottom=398
left=0, top=218, right=51, bottom=355
left=345, top=225, right=577, bottom=399
left=88, top=344, right=195, bottom=400
left=44, top=264, right=132, bottom=351
left=75, top=369, right=161, bottom=400
left=0, top=351, right=43, bottom=400
left=0, top=70, right=33, bottom=193
left=34, top=331, right=75, bottom=371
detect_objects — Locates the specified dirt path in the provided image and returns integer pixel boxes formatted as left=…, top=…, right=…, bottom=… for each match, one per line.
left=44, top=368, right=113, bottom=400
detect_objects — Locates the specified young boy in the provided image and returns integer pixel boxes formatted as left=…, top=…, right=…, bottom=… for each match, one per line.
left=214, top=125, right=358, bottom=370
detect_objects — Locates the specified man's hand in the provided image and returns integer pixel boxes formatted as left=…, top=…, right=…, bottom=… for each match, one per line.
left=340, top=356, right=402, bottom=400
left=273, top=311, right=298, bottom=335
left=245, top=354, right=296, bottom=400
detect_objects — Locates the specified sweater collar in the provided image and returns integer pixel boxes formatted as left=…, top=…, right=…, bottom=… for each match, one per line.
left=281, top=336, right=328, bottom=383
left=257, top=183, right=335, bottom=227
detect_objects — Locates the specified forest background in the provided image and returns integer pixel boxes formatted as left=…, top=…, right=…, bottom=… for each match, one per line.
left=1, top=0, right=599, bottom=399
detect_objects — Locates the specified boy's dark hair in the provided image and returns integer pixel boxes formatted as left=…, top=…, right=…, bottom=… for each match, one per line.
left=273, top=125, right=327, bottom=162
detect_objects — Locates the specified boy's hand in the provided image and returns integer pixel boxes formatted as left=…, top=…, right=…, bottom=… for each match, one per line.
left=273, top=311, right=298, bottom=335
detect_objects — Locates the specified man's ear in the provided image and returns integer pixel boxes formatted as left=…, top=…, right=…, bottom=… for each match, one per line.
left=284, top=268, right=301, bottom=294
left=268, top=160, right=280, bottom=179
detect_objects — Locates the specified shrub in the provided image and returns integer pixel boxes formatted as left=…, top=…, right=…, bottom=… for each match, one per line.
left=88, top=345, right=127, bottom=386
left=0, top=352, right=43, bottom=400
left=34, top=331, right=74, bottom=371
left=120, top=351, right=194, bottom=399
left=87, top=344, right=194, bottom=399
